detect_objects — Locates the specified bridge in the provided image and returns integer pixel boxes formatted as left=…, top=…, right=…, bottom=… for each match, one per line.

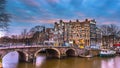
left=0, top=45, right=86, bottom=62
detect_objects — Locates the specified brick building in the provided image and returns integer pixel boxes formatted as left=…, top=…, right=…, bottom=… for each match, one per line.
left=54, top=19, right=102, bottom=46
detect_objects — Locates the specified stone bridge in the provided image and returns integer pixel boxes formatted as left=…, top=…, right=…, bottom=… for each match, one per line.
left=0, top=45, right=86, bottom=62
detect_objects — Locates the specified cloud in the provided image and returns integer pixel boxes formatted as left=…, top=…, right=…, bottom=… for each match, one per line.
left=47, top=0, right=60, bottom=3
left=6, top=0, right=120, bottom=35
left=20, top=0, right=41, bottom=8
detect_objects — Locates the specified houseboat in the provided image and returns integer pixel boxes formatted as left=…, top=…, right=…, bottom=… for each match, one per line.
left=99, top=49, right=116, bottom=57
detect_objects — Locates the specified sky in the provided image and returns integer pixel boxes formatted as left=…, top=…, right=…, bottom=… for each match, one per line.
left=4, top=0, right=120, bottom=36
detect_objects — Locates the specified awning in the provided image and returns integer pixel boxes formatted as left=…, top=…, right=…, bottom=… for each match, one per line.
left=113, top=44, right=120, bottom=46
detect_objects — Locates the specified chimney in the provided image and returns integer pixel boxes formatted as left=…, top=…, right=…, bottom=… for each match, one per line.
left=54, top=22, right=57, bottom=24
left=69, top=20, right=72, bottom=23
left=85, top=19, right=88, bottom=22
left=76, top=19, right=79, bottom=22
left=60, top=20, right=63, bottom=23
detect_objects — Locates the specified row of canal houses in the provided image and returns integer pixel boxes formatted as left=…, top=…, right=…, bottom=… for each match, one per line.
left=53, top=19, right=102, bottom=47
left=45, top=19, right=120, bottom=49
left=1, top=19, right=120, bottom=49
left=27, top=19, right=102, bottom=48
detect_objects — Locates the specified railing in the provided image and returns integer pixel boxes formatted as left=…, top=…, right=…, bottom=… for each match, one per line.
left=0, top=44, right=76, bottom=49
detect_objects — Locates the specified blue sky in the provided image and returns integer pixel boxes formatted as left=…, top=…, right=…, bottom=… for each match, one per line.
left=5, top=0, right=120, bottom=35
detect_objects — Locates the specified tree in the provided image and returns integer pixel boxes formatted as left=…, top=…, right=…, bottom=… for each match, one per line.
left=108, top=24, right=119, bottom=36
left=21, top=29, right=28, bottom=44
left=100, top=25, right=109, bottom=36
left=100, top=24, right=120, bottom=47
left=29, top=25, right=45, bottom=33
left=21, top=29, right=28, bottom=38
left=29, top=25, right=46, bottom=44
left=0, top=0, right=11, bottom=31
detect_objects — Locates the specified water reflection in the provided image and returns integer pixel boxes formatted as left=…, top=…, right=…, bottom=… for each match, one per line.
left=2, top=51, right=19, bottom=68
left=2, top=53, right=120, bottom=68
left=3, top=63, right=18, bottom=68
left=101, top=57, right=120, bottom=68
left=36, top=55, right=46, bottom=68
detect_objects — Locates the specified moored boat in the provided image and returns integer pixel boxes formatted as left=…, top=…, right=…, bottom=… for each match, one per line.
left=79, top=53, right=94, bottom=58
left=99, top=49, right=116, bottom=57
left=79, top=54, right=93, bottom=58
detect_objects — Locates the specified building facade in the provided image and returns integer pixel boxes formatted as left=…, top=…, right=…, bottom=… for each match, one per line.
left=45, top=28, right=54, bottom=41
left=54, top=19, right=102, bottom=46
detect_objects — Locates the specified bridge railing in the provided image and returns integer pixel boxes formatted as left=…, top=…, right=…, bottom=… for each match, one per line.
left=0, top=44, right=80, bottom=49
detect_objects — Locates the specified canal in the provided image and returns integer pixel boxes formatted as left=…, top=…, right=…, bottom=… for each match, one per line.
left=3, top=56, right=120, bottom=68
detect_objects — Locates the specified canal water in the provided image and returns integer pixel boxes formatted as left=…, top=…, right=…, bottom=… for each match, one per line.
left=2, top=55, right=120, bottom=68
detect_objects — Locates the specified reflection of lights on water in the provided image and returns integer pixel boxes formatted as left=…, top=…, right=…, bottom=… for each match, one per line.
left=36, top=56, right=46, bottom=67
left=101, top=59, right=114, bottom=68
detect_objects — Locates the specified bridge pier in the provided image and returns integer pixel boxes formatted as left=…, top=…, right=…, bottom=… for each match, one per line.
left=25, top=54, right=29, bottom=62
left=26, top=54, right=35, bottom=62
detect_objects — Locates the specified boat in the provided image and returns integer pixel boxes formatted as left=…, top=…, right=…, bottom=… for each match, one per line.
left=99, top=49, right=116, bottom=57
left=79, top=54, right=93, bottom=58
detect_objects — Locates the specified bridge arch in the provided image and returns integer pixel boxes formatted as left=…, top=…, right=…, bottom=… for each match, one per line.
left=66, top=48, right=77, bottom=57
left=34, top=48, right=47, bottom=57
left=35, top=48, right=60, bottom=58
left=2, top=50, right=28, bottom=62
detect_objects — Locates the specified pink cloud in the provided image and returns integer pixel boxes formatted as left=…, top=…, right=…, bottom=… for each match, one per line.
left=12, top=16, right=74, bottom=24
left=20, top=0, right=40, bottom=7
left=12, top=18, right=57, bottom=24
left=31, top=19, right=58, bottom=24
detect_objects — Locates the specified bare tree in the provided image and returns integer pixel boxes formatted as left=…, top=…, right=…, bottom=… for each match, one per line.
left=108, top=24, right=119, bottom=35
left=21, top=29, right=28, bottom=44
left=100, top=24, right=120, bottom=47
left=100, top=25, right=109, bottom=36
left=29, top=25, right=46, bottom=44
left=29, top=25, right=45, bottom=33
left=0, top=0, right=11, bottom=31
left=21, top=29, right=28, bottom=38
left=30, top=25, right=45, bottom=44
